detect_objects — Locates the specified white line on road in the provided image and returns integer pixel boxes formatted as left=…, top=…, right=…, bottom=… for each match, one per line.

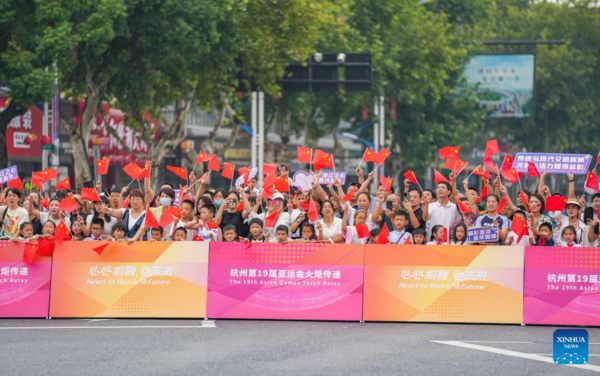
left=460, top=341, right=534, bottom=344
left=432, top=341, right=600, bottom=373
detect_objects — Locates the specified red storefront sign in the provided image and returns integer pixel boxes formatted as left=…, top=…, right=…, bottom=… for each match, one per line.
left=0, top=98, right=43, bottom=160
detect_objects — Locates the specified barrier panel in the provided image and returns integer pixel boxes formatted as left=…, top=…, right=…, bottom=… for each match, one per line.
left=49, top=241, right=208, bottom=318
left=207, top=242, right=364, bottom=321
left=0, top=241, right=52, bottom=318
left=363, top=245, right=524, bottom=323
left=524, top=246, right=600, bottom=326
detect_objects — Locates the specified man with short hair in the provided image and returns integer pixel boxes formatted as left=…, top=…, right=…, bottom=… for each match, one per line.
left=422, top=182, right=461, bottom=240
left=403, top=186, right=426, bottom=233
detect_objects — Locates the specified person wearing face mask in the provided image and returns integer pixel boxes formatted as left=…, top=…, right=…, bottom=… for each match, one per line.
left=148, top=187, right=177, bottom=239
left=213, top=189, right=226, bottom=209
left=0, top=188, right=29, bottom=240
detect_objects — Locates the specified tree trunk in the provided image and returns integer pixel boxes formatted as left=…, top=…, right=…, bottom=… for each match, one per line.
left=0, top=101, right=28, bottom=169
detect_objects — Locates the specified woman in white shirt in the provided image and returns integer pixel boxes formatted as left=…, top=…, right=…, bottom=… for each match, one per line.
left=316, top=200, right=343, bottom=243
left=0, top=188, right=29, bottom=239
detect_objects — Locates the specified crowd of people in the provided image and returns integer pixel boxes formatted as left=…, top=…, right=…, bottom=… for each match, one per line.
left=1, top=158, right=598, bottom=248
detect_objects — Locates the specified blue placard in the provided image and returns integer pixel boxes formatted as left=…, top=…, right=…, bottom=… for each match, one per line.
left=0, top=165, right=18, bottom=185
left=514, top=153, right=592, bottom=175
left=554, top=329, right=588, bottom=365
left=467, top=226, right=499, bottom=244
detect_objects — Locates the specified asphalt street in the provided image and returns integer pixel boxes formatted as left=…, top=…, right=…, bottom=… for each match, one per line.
left=1, top=319, right=599, bottom=376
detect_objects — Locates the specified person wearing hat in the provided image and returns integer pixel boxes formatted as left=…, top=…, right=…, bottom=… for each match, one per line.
left=553, top=197, right=587, bottom=245
left=86, top=195, right=115, bottom=237
left=247, top=192, right=291, bottom=241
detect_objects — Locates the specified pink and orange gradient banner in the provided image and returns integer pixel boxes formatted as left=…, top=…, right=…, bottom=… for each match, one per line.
left=49, top=241, right=209, bottom=318
left=207, top=242, right=364, bottom=321
left=363, top=245, right=524, bottom=323
left=0, top=241, right=52, bottom=318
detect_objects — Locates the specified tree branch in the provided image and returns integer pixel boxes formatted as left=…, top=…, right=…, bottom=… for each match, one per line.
left=103, top=123, right=148, bottom=159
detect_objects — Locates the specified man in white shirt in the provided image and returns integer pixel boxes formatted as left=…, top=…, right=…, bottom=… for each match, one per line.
left=422, top=182, right=461, bottom=241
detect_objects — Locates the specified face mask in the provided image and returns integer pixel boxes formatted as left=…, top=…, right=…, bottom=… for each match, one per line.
left=214, top=199, right=223, bottom=207
left=160, top=198, right=171, bottom=207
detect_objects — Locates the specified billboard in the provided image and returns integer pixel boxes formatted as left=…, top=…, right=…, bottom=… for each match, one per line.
left=464, top=54, right=535, bottom=119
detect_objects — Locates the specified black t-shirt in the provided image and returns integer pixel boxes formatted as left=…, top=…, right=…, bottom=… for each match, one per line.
left=221, top=210, right=249, bottom=238
left=405, top=207, right=425, bottom=234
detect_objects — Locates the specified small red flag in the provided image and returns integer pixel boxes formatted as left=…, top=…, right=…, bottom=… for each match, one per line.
left=159, top=210, right=176, bottom=229
left=376, top=225, right=390, bottom=244
left=472, top=166, right=492, bottom=180
left=137, top=166, right=151, bottom=180
left=221, top=163, right=235, bottom=180
left=546, top=196, right=568, bottom=212
left=501, top=155, right=514, bottom=171
left=527, top=162, right=540, bottom=177
left=374, top=148, right=392, bottom=165
left=342, top=187, right=355, bottom=202
left=263, top=173, right=278, bottom=188
left=32, top=171, right=46, bottom=187
left=434, top=169, right=449, bottom=185
left=193, top=234, right=204, bottom=241
left=597, top=151, right=600, bottom=165
left=97, top=159, right=110, bottom=175
left=501, top=167, right=521, bottom=183
left=362, top=148, right=377, bottom=163
left=456, top=199, right=472, bottom=214
left=236, top=200, right=245, bottom=212
left=59, top=194, right=78, bottom=213
left=208, top=154, right=220, bottom=172
left=7, top=177, right=22, bottom=191
left=263, top=163, right=276, bottom=175
left=476, top=180, right=489, bottom=203
left=37, top=236, right=55, bottom=256
left=484, top=140, right=499, bottom=168
left=196, top=150, right=211, bottom=164
left=261, top=185, right=274, bottom=199
left=167, top=165, right=188, bottom=180
left=497, top=198, right=508, bottom=213
left=41, top=196, right=49, bottom=210
left=43, top=168, right=58, bottom=180
left=442, top=227, right=448, bottom=243
left=197, top=172, right=209, bottom=182
left=313, top=149, right=327, bottom=165
left=520, top=191, right=532, bottom=212
left=380, top=176, right=393, bottom=192
left=439, top=146, right=460, bottom=160
left=313, top=153, right=334, bottom=171
left=356, top=224, right=370, bottom=239
left=405, top=236, right=413, bottom=245
left=123, top=162, right=143, bottom=180
left=297, top=146, right=312, bottom=164
left=512, top=214, right=529, bottom=242
left=206, top=221, right=219, bottom=230
left=81, top=188, right=101, bottom=202
left=307, top=199, right=319, bottom=222
left=56, top=177, right=70, bottom=190
left=264, top=209, right=281, bottom=228
left=144, top=208, right=160, bottom=229
left=122, top=196, right=130, bottom=209
left=55, top=221, right=71, bottom=245
left=585, top=171, right=600, bottom=194
left=93, top=243, right=110, bottom=256
left=403, top=171, right=419, bottom=186
left=274, top=176, right=290, bottom=192
left=23, top=242, right=38, bottom=263
left=443, top=158, right=468, bottom=174
left=169, top=206, right=182, bottom=219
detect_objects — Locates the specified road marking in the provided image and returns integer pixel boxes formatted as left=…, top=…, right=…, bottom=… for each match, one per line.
left=432, top=341, right=600, bottom=373
left=0, top=323, right=216, bottom=330
left=460, top=341, right=534, bottom=344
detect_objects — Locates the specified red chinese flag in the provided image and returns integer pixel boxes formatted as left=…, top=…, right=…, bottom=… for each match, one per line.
left=144, top=208, right=160, bottom=229
left=586, top=171, right=600, bottom=194
left=97, top=159, right=110, bottom=175
left=54, top=221, right=71, bottom=245
left=242, top=165, right=251, bottom=188
left=137, top=166, right=151, bottom=180
left=546, top=196, right=568, bottom=212
left=439, top=146, right=460, bottom=160
left=261, top=184, right=274, bottom=199
left=169, top=206, right=182, bottom=220
left=297, top=146, right=312, bottom=164
left=193, top=235, right=204, bottom=241
left=198, top=172, right=209, bottom=182
left=81, top=188, right=101, bottom=202
left=206, top=222, right=219, bottom=230
left=307, top=199, right=319, bottom=222
left=442, top=228, right=448, bottom=243
left=167, top=165, right=188, bottom=180
left=472, top=166, right=492, bottom=180
left=313, top=153, right=334, bottom=171
left=443, top=158, right=468, bottom=175
left=264, top=209, right=281, bottom=228
left=59, top=194, right=78, bottom=213
left=159, top=211, right=176, bottom=229
left=512, top=214, right=529, bottom=242
left=374, top=148, right=392, bottom=165
left=356, top=224, right=370, bottom=239
left=313, top=149, right=327, bottom=165
left=597, top=151, right=600, bottom=164
left=527, top=162, right=540, bottom=177
left=501, top=167, right=521, bottom=183
left=196, top=150, right=211, bottom=164
left=302, top=200, right=309, bottom=211
left=37, top=236, right=55, bottom=256
left=274, top=177, right=290, bottom=192
left=405, top=236, right=413, bottom=245
left=32, top=171, right=46, bottom=187
left=403, top=171, right=419, bottom=186
left=376, top=225, right=390, bottom=244
left=263, top=163, right=276, bottom=175
left=263, top=173, right=278, bottom=189
left=380, top=176, right=393, bottom=192
left=221, top=163, right=235, bottom=180
left=476, top=181, right=489, bottom=203
left=520, top=191, right=532, bottom=212
left=456, top=199, right=472, bottom=214
left=236, top=200, right=245, bottom=212
left=208, top=154, right=220, bottom=172
left=497, top=198, right=508, bottom=213
left=93, top=243, right=110, bottom=256
left=342, top=187, right=355, bottom=202
left=434, top=169, right=449, bottom=185
left=122, top=196, right=130, bottom=209
left=362, top=148, right=377, bottom=163
left=56, top=177, right=70, bottom=190
left=41, top=197, right=49, bottom=210
left=501, top=155, right=514, bottom=171
left=23, top=242, right=38, bottom=263
left=7, top=177, right=22, bottom=191
left=43, top=168, right=58, bottom=180
left=484, top=140, right=499, bottom=168
left=123, top=162, right=143, bottom=180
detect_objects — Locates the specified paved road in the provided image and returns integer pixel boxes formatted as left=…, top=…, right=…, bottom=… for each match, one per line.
left=1, top=319, right=598, bottom=375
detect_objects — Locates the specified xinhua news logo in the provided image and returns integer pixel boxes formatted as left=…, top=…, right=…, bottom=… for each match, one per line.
left=554, top=329, right=588, bottom=365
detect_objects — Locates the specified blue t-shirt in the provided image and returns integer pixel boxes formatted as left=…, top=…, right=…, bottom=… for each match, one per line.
left=474, top=214, right=509, bottom=229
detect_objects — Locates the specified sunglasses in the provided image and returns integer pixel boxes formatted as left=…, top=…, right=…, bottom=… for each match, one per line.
left=267, top=199, right=283, bottom=206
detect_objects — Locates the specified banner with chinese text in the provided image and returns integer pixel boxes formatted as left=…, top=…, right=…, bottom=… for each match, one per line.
left=0, top=241, right=52, bottom=318
left=207, top=242, right=364, bottom=321
left=524, top=247, right=600, bottom=326
left=363, top=245, right=524, bottom=323
left=49, top=242, right=208, bottom=318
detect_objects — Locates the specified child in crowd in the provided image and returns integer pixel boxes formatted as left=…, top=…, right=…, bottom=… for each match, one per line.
left=84, top=218, right=105, bottom=241
left=301, top=223, right=317, bottom=242
left=342, top=207, right=370, bottom=244
left=505, top=211, right=534, bottom=246
left=175, top=199, right=197, bottom=241
left=368, top=228, right=381, bottom=244
left=275, top=225, right=289, bottom=244
left=223, top=224, right=239, bottom=242
left=427, top=225, right=447, bottom=245
left=535, top=222, right=555, bottom=247
left=150, top=227, right=164, bottom=242
left=172, top=227, right=187, bottom=241
left=412, top=228, right=427, bottom=245
left=34, top=220, right=56, bottom=239
left=109, top=223, right=127, bottom=242
left=554, top=223, right=581, bottom=247
left=247, top=218, right=267, bottom=242
left=196, top=204, right=222, bottom=242
left=11, top=222, right=34, bottom=242
left=387, top=211, right=413, bottom=245
left=451, top=223, right=468, bottom=245
left=70, top=220, right=86, bottom=241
